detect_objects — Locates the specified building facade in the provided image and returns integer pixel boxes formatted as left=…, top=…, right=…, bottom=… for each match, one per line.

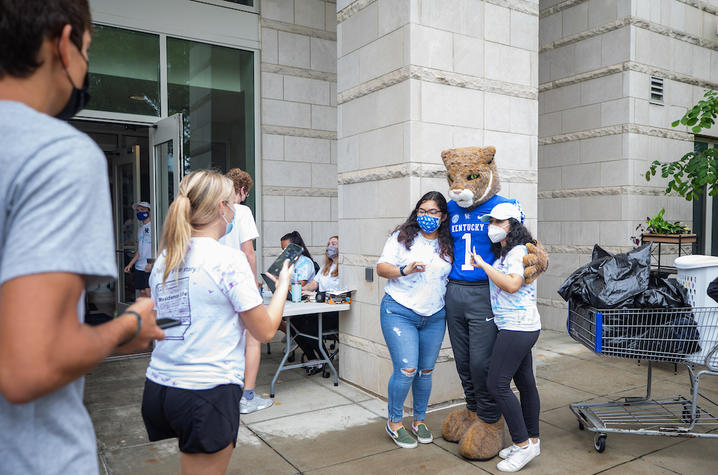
left=81, top=0, right=717, bottom=406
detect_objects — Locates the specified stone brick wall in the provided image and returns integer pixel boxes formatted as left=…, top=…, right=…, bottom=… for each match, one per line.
left=260, top=0, right=339, bottom=263
left=538, top=0, right=718, bottom=330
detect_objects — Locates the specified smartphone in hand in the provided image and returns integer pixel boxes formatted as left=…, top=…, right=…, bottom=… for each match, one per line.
left=156, top=318, right=182, bottom=330
left=266, top=243, right=303, bottom=277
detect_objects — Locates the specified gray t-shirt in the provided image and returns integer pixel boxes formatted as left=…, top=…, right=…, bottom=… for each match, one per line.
left=0, top=101, right=117, bottom=474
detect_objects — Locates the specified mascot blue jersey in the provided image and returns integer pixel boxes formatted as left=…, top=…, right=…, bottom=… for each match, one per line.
left=448, top=195, right=518, bottom=281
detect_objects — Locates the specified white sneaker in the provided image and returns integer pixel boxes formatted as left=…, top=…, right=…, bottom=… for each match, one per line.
left=499, top=439, right=541, bottom=459
left=497, top=443, right=538, bottom=472
left=240, top=395, right=274, bottom=414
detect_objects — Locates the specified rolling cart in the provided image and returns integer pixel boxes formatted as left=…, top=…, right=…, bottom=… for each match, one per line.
left=567, top=305, right=718, bottom=452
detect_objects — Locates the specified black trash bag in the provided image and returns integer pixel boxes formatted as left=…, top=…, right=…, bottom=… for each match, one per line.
left=633, top=275, right=690, bottom=308
left=558, top=244, right=651, bottom=308
left=601, top=311, right=701, bottom=357
left=708, top=276, right=718, bottom=304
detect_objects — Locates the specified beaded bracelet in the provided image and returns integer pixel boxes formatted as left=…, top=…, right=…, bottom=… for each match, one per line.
left=119, top=310, right=142, bottom=346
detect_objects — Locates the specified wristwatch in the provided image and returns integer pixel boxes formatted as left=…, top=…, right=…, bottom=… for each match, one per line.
left=399, top=265, right=407, bottom=276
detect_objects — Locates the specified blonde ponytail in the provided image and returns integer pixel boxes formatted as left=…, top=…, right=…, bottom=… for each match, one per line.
left=159, top=170, right=235, bottom=283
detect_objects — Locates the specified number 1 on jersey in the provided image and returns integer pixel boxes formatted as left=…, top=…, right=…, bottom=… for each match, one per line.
left=461, top=233, right=473, bottom=271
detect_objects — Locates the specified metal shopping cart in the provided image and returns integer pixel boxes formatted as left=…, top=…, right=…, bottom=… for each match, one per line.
left=567, top=305, right=718, bottom=452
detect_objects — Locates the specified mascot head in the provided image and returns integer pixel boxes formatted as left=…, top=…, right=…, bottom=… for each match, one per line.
left=441, top=146, right=501, bottom=209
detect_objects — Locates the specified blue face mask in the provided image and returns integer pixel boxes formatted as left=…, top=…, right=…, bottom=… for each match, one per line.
left=222, top=206, right=234, bottom=237
left=417, top=214, right=440, bottom=233
left=136, top=211, right=149, bottom=221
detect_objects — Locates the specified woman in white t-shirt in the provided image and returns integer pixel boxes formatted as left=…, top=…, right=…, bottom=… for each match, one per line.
left=303, top=235, right=339, bottom=292
left=141, top=170, right=292, bottom=475
left=376, top=191, right=453, bottom=449
left=470, top=202, right=541, bottom=473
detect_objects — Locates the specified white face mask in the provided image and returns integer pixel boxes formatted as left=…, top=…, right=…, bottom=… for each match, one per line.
left=488, top=224, right=507, bottom=243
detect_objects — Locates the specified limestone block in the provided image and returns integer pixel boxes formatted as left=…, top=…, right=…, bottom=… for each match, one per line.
left=262, top=72, right=283, bottom=100
left=263, top=134, right=284, bottom=161
left=601, top=98, right=630, bottom=127
left=538, top=167, right=563, bottom=192
left=420, top=0, right=483, bottom=38
left=311, top=37, right=337, bottom=74
left=337, top=50, right=359, bottom=93
left=358, top=28, right=405, bottom=84
left=262, top=28, right=278, bottom=64
left=580, top=73, right=622, bottom=106
left=311, top=221, right=339, bottom=247
left=505, top=182, right=537, bottom=220
left=284, top=136, right=331, bottom=163
left=538, top=111, right=562, bottom=137
left=601, top=159, right=637, bottom=187
left=426, top=361, right=465, bottom=404
left=278, top=32, right=310, bottom=68
left=409, top=121, right=456, bottom=164
left=310, top=163, right=337, bottom=188
left=562, top=104, right=601, bottom=133
left=339, top=344, right=381, bottom=395
left=337, top=134, right=359, bottom=173
left=549, top=44, right=576, bottom=81
left=588, top=0, right=618, bottom=29
left=685, top=5, right=703, bottom=37
left=262, top=159, right=312, bottom=187
left=261, top=195, right=284, bottom=221
left=693, top=46, right=711, bottom=82
left=538, top=220, right=562, bottom=245
left=485, top=93, right=511, bottom=132
left=702, top=11, right=718, bottom=42
left=562, top=221, right=600, bottom=246
left=410, top=24, right=453, bottom=71
left=541, top=197, right=581, bottom=221
left=449, top=125, right=486, bottom=151
left=453, top=33, right=483, bottom=77
left=340, top=81, right=410, bottom=137
left=539, top=50, right=551, bottom=84
left=543, top=252, right=580, bottom=277
left=330, top=83, right=337, bottom=107
left=539, top=141, right=580, bottom=168
left=262, top=98, right=311, bottom=128
left=359, top=123, right=405, bottom=169
left=511, top=10, right=538, bottom=51
left=338, top=300, right=363, bottom=338
left=580, top=134, right=623, bottom=163
left=359, top=299, right=384, bottom=345
left=262, top=220, right=313, bottom=248
left=540, top=12, right=562, bottom=46
left=284, top=196, right=331, bottom=222
left=338, top=217, right=397, bottom=256
left=312, top=105, right=337, bottom=131
left=647, top=102, right=668, bottom=128
left=331, top=196, right=338, bottom=221
left=665, top=0, right=686, bottom=31
left=580, top=195, right=622, bottom=221
left=562, top=162, right=602, bottom=189
left=510, top=96, right=538, bottom=136
left=597, top=220, right=635, bottom=247
left=574, top=36, right=602, bottom=74
left=711, top=51, right=718, bottom=84
left=295, top=0, right=326, bottom=30
left=539, top=304, right=568, bottom=332
left=421, top=82, right=483, bottom=128
left=262, top=0, right=293, bottom=23
left=562, top=1, right=589, bottom=37
left=601, top=27, right=629, bottom=66
left=336, top=0, right=352, bottom=12
left=485, top=3, right=510, bottom=46
left=284, top=76, right=330, bottom=105
left=340, top=0, right=378, bottom=55
left=485, top=131, right=533, bottom=170
left=420, top=178, right=450, bottom=198
left=485, top=42, right=532, bottom=86
left=326, top=2, right=337, bottom=32
left=670, top=41, right=693, bottom=77
left=541, top=83, right=581, bottom=114
left=378, top=0, right=415, bottom=36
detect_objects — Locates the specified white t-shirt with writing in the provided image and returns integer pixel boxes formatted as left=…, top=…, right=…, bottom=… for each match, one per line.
left=136, top=221, right=152, bottom=271
left=313, top=263, right=340, bottom=291
left=220, top=203, right=259, bottom=248
left=489, top=245, right=541, bottom=331
left=147, top=237, right=263, bottom=390
left=378, top=231, right=452, bottom=316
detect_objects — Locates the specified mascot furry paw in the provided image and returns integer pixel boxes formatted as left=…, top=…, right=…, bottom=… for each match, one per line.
left=440, top=145, right=548, bottom=461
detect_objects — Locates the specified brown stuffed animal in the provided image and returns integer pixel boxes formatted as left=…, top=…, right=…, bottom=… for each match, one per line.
left=441, top=145, right=548, bottom=461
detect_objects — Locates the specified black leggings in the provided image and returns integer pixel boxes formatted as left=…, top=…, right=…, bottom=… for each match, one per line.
left=487, top=329, right=540, bottom=444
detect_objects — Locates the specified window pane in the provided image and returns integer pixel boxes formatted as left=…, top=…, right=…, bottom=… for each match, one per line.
left=167, top=38, right=255, bottom=209
left=88, top=25, right=161, bottom=116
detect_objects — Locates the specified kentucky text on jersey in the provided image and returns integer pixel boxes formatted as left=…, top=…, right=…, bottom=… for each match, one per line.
left=451, top=222, right=488, bottom=233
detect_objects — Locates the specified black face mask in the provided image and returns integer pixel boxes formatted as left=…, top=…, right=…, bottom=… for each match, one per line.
left=55, top=43, right=91, bottom=120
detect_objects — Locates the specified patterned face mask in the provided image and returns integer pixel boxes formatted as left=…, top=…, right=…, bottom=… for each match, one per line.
left=416, top=215, right=440, bottom=233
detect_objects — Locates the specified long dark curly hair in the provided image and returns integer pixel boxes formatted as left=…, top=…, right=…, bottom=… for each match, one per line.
left=491, top=218, right=536, bottom=259
left=393, top=191, right=453, bottom=262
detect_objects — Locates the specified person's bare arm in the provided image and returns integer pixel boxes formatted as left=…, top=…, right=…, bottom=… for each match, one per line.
left=302, top=280, right=318, bottom=292
left=376, top=261, right=425, bottom=279
left=0, top=273, right=164, bottom=404
left=239, top=261, right=292, bottom=342
left=124, top=250, right=138, bottom=273
left=470, top=250, right=523, bottom=293
left=240, top=240, right=258, bottom=283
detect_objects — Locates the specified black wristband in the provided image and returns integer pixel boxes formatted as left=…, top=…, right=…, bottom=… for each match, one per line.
left=119, top=310, right=142, bottom=346
left=399, top=265, right=407, bottom=276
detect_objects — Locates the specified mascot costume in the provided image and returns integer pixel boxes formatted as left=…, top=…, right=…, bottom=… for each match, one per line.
left=439, top=146, right=548, bottom=460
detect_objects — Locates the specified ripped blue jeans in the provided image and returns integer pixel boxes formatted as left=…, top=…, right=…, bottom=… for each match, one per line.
left=380, top=293, right=446, bottom=423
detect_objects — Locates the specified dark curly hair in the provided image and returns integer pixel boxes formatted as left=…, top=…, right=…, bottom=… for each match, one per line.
left=393, top=191, right=453, bottom=263
left=491, top=218, right=536, bottom=259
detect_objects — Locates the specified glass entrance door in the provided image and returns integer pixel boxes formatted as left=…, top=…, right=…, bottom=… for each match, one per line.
left=149, top=113, right=184, bottom=255
left=112, top=145, right=141, bottom=311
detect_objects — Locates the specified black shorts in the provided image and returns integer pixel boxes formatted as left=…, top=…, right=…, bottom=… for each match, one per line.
left=141, top=379, right=243, bottom=454
left=133, top=270, right=150, bottom=290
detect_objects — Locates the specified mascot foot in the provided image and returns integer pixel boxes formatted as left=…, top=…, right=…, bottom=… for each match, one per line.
left=458, top=416, right=505, bottom=461
left=441, top=408, right=478, bottom=443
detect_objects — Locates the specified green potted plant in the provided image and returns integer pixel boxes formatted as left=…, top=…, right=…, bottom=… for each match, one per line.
left=631, top=208, right=695, bottom=246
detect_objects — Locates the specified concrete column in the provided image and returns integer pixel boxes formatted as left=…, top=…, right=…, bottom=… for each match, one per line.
left=337, top=0, right=538, bottom=405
